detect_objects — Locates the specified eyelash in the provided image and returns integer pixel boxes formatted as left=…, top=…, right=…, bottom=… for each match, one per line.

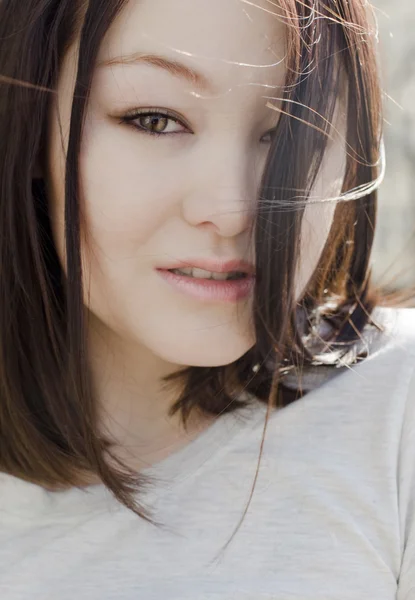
left=120, top=108, right=277, bottom=142
left=120, top=108, right=189, bottom=138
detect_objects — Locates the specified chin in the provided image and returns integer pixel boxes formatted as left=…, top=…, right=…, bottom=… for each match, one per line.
left=149, top=330, right=255, bottom=369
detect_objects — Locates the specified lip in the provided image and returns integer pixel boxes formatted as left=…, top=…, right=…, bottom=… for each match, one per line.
left=157, top=258, right=255, bottom=275
left=155, top=258, right=255, bottom=304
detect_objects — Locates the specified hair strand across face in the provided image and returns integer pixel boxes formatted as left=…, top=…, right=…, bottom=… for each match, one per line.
left=0, top=0, right=413, bottom=530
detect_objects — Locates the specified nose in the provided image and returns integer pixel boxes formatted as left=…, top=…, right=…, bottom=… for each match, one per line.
left=181, top=143, right=257, bottom=238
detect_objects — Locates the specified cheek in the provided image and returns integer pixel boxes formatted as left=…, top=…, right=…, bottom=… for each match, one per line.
left=46, top=110, right=185, bottom=308
left=296, top=200, right=337, bottom=299
left=77, top=117, right=196, bottom=327
left=79, top=118, right=181, bottom=257
left=295, top=140, right=347, bottom=299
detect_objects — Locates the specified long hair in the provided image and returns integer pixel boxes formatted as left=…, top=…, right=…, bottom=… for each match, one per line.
left=0, top=0, right=411, bottom=531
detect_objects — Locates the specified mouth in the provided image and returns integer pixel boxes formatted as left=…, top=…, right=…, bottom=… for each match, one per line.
left=167, top=267, right=249, bottom=281
left=156, top=259, right=255, bottom=303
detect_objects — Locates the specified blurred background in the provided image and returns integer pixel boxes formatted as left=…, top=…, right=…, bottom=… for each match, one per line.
left=370, top=0, right=415, bottom=294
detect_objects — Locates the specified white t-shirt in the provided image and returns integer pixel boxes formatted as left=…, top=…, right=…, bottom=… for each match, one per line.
left=1, top=306, right=415, bottom=600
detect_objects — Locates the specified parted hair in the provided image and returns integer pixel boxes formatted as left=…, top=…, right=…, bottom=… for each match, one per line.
left=0, top=0, right=410, bottom=530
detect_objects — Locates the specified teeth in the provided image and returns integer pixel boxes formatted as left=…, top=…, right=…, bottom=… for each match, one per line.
left=211, top=272, right=228, bottom=281
left=175, top=267, right=193, bottom=276
left=192, top=268, right=214, bottom=279
left=171, top=267, right=244, bottom=280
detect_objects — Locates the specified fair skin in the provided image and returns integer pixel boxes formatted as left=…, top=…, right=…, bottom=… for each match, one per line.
left=46, top=0, right=346, bottom=476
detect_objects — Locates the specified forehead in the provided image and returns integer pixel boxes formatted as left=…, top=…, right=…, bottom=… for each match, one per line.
left=97, top=0, right=287, bottom=94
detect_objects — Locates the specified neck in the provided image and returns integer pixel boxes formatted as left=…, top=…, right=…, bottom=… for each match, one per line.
left=86, top=315, right=215, bottom=475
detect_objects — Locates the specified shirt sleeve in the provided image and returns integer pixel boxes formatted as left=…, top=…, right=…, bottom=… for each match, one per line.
left=397, top=359, right=415, bottom=599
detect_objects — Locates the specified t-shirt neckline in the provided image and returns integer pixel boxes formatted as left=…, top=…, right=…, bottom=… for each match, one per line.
left=0, top=397, right=268, bottom=520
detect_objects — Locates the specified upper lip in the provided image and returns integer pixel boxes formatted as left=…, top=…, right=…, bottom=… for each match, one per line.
left=157, top=258, right=255, bottom=275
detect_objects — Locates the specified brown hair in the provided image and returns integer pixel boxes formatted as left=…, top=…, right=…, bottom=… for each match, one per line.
left=0, top=0, right=413, bottom=539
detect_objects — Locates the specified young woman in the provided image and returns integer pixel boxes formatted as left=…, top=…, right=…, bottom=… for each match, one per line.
left=0, top=0, right=414, bottom=597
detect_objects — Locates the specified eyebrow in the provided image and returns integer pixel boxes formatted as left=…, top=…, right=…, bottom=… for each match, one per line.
left=98, top=52, right=213, bottom=92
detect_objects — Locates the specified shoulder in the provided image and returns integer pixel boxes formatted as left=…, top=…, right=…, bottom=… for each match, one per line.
left=367, top=305, right=415, bottom=389
left=380, top=305, right=415, bottom=430
left=225, top=308, right=415, bottom=512
left=338, top=305, right=415, bottom=410
left=280, top=305, right=415, bottom=398
left=262, top=305, right=415, bottom=449
left=373, top=305, right=415, bottom=350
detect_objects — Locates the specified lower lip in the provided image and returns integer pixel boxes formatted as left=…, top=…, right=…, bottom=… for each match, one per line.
left=156, top=269, right=254, bottom=303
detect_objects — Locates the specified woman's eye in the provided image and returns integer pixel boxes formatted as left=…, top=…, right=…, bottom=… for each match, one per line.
left=121, top=110, right=189, bottom=138
left=120, top=109, right=277, bottom=143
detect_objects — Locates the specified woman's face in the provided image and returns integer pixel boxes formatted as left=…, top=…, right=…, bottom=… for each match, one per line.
left=47, top=0, right=346, bottom=367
